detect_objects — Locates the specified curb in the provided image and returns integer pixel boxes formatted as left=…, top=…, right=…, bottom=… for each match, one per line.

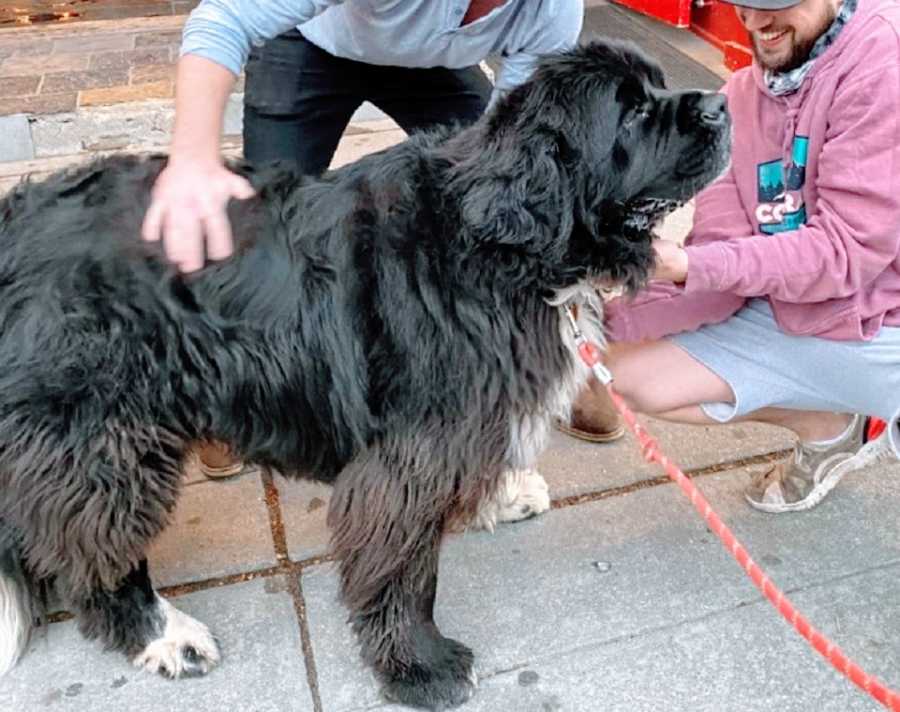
left=0, top=116, right=408, bottom=196
left=0, top=96, right=390, bottom=164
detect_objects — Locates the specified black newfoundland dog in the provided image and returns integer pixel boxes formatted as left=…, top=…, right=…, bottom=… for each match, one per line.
left=0, top=40, right=729, bottom=709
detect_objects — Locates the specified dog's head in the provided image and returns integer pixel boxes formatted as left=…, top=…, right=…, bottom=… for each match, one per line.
left=451, top=39, right=731, bottom=292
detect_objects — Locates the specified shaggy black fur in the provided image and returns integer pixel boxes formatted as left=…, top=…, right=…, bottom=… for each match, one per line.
left=0, top=40, right=729, bottom=708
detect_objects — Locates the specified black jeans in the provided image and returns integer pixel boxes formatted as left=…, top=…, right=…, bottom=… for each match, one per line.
left=243, top=30, right=493, bottom=175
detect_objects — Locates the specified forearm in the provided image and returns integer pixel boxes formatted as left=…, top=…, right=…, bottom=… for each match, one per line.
left=683, top=214, right=900, bottom=303
left=604, top=283, right=745, bottom=342
left=169, top=54, right=237, bottom=165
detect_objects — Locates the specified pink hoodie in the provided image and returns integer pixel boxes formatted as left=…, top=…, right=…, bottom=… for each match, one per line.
left=607, top=0, right=900, bottom=343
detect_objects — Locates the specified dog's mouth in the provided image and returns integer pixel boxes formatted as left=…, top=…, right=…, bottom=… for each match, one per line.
left=620, top=197, right=683, bottom=237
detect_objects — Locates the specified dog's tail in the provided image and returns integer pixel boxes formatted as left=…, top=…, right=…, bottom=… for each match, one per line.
left=0, top=521, right=35, bottom=676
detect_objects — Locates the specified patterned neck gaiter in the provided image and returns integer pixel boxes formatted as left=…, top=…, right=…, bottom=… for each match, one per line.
left=765, top=0, right=858, bottom=96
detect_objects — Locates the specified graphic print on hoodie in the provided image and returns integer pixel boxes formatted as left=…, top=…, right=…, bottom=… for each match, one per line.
left=756, top=135, right=809, bottom=234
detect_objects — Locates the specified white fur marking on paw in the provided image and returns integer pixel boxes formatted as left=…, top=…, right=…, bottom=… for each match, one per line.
left=133, top=596, right=220, bottom=678
left=472, top=469, right=551, bottom=532
left=494, top=468, right=550, bottom=524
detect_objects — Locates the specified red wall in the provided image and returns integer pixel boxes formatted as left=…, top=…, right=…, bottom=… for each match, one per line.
left=613, top=0, right=692, bottom=28
left=611, top=0, right=753, bottom=71
left=690, top=1, right=753, bottom=70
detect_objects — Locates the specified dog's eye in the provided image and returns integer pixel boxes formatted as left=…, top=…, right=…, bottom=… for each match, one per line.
left=622, top=105, right=652, bottom=129
left=634, top=105, right=652, bottom=119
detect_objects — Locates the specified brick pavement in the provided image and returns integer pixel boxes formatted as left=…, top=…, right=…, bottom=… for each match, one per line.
left=0, top=15, right=216, bottom=117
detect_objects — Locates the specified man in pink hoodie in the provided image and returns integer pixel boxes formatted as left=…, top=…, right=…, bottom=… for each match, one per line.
left=593, top=0, right=900, bottom=513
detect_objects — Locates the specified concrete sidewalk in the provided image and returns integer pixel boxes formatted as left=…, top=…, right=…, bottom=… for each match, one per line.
left=4, top=407, right=900, bottom=711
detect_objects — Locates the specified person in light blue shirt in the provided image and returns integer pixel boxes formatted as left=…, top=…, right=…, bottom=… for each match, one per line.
left=141, top=1, right=593, bottom=479
left=143, top=0, right=584, bottom=274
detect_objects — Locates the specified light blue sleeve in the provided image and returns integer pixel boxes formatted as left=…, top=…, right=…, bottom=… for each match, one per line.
left=492, top=0, right=584, bottom=97
left=180, top=0, right=347, bottom=76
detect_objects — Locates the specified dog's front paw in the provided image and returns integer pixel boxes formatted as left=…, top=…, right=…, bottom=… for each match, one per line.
left=471, top=468, right=551, bottom=532
left=495, top=468, right=550, bottom=524
left=380, top=636, right=477, bottom=710
left=133, top=596, right=220, bottom=678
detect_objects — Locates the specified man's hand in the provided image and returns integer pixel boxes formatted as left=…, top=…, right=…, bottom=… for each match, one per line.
left=651, top=239, right=689, bottom=283
left=141, top=54, right=250, bottom=272
left=141, top=158, right=255, bottom=273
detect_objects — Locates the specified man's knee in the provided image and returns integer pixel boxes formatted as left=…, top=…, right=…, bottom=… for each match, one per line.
left=604, top=339, right=731, bottom=415
left=604, top=343, right=661, bottom=414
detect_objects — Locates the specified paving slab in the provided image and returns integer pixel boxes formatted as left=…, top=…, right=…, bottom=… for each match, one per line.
left=301, top=462, right=900, bottom=711
left=538, top=419, right=795, bottom=499
left=275, top=474, right=333, bottom=562
left=147, top=472, right=276, bottom=588
left=414, top=567, right=896, bottom=712
left=0, top=577, right=313, bottom=712
left=0, top=113, right=34, bottom=161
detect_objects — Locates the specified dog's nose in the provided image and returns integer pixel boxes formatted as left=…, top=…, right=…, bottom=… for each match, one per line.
left=698, top=93, right=728, bottom=126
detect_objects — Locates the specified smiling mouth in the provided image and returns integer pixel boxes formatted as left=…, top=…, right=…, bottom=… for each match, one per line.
left=756, top=28, right=789, bottom=48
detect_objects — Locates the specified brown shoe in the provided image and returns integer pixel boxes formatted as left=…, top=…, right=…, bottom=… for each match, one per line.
left=189, top=440, right=245, bottom=479
left=556, top=375, right=625, bottom=443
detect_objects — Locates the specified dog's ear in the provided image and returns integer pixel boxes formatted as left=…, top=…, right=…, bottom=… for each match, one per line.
left=454, top=124, right=578, bottom=254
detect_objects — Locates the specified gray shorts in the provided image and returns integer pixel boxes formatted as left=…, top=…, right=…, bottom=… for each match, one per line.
left=671, top=299, right=900, bottom=455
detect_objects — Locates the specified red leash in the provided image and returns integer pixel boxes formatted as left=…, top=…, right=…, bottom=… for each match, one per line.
left=563, top=307, right=900, bottom=710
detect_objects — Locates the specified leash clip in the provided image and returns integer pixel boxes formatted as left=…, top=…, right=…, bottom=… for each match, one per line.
left=561, top=305, right=613, bottom=386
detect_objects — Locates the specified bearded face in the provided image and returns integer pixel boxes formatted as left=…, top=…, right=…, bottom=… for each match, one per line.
left=737, top=0, right=840, bottom=72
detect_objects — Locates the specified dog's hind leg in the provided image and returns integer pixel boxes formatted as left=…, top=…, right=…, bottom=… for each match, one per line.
left=66, top=558, right=220, bottom=678
left=9, top=424, right=219, bottom=677
left=328, top=443, right=478, bottom=710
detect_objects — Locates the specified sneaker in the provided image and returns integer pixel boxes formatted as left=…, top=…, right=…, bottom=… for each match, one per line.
left=745, top=415, right=894, bottom=513
left=186, top=440, right=245, bottom=480
left=556, top=375, right=625, bottom=443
